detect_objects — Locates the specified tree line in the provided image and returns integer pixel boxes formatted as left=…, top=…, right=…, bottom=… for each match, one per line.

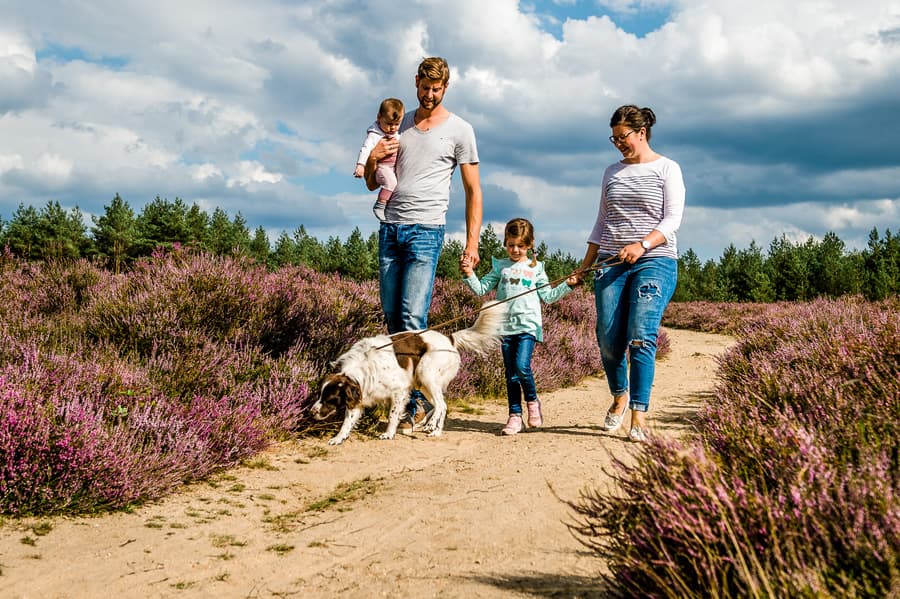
left=1, top=195, right=897, bottom=301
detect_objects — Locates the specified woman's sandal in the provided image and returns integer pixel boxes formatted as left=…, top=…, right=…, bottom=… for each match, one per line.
left=628, top=426, right=647, bottom=443
left=603, top=401, right=628, bottom=432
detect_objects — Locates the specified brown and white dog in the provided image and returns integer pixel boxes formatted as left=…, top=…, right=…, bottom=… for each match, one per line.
left=310, top=301, right=506, bottom=445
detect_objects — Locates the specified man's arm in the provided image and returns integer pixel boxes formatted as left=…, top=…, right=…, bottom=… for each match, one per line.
left=459, top=162, right=482, bottom=269
left=363, top=137, right=399, bottom=191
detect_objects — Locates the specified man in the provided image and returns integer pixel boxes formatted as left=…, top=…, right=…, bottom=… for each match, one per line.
left=364, top=56, right=483, bottom=430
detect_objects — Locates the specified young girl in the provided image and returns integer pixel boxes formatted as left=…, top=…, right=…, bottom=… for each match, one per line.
left=461, top=218, right=579, bottom=435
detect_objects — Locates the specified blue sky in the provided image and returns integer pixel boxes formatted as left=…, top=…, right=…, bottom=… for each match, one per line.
left=1, top=0, right=898, bottom=262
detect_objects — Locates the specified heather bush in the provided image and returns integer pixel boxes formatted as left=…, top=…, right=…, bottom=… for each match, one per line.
left=662, top=300, right=799, bottom=335
left=254, top=265, right=383, bottom=365
left=709, top=296, right=899, bottom=475
left=0, top=353, right=267, bottom=514
left=0, top=250, right=317, bottom=514
left=83, top=248, right=268, bottom=355
left=569, top=297, right=899, bottom=597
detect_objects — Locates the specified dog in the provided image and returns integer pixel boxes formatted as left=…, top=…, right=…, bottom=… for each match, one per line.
left=310, top=300, right=506, bottom=445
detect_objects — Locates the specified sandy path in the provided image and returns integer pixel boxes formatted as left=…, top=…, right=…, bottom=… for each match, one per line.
left=0, top=328, right=734, bottom=599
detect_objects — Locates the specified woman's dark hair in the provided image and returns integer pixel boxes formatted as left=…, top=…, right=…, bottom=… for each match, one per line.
left=610, top=105, right=656, bottom=140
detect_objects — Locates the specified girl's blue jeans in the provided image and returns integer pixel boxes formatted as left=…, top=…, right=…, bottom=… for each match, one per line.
left=593, top=256, right=677, bottom=412
left=501, top=333, right=538, bottom=415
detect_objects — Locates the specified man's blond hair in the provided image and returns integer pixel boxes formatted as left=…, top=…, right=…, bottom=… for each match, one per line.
left=417, top=56, right=450, bottom=84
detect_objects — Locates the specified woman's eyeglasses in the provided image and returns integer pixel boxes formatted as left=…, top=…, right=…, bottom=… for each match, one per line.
left=609, top=130, right=636, bottom=144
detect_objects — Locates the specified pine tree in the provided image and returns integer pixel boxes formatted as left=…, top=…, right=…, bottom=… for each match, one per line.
left=862, top=228, right=894, bottom=301
left=3, top=203, right=41, bottom=259
left=323, top=236, right=344, bottom=273
left=436, top=238, right=464, bottom=279
left=91, top=193, right=137, bottom=274
left=673, top=249, right=703, bottom=302
left=768, top=235, right=810, bottom=301
left=231, top=213, right=252, bottom=254
left=249, top=226, right=271, bottom=265
left=271, top=231, right=298, bottom=267
left=476, top=224, right=504, bottom=277
left=135, top=196, right=192, bottom=253
left=341, top=227, right=374, bottom=280
left=36, top=201, right=88, bottom=260
left=185, top=203, right=210, bottom=250
left=207, top=208, right=234, bottom=255
left=294, top=225, right=327, bottom=270
left=809, top=232, right=855, bottom=297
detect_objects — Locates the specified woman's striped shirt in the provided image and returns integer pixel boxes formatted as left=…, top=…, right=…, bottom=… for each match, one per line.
left=587, top=156, right=685, bottom=259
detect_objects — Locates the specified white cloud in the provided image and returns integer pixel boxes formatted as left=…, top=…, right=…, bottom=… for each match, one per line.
left=820, top=198, right=899, bottom=231
left=227, top=161, right=283, bottom=188
left=0, top=31, right=53, bottom=114
left=35, top=153, right=73, bottom=179
left=0, top=32, right=34, bottom=72
left=0, top=154, right=24, bottom=174
left=191, top=163, right=223, bottom=182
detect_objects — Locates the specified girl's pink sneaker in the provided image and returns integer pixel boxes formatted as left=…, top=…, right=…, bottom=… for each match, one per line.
left=500, top=414, right=523, bottom=435
left=526, top=401, right=543, bottom=428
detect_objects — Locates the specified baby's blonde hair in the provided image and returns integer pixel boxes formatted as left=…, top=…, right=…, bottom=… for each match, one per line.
left=504, top=218, right=538, bottom=267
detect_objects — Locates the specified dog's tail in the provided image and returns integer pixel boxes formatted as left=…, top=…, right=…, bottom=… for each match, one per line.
left=450, top=300, right=506, bottom=357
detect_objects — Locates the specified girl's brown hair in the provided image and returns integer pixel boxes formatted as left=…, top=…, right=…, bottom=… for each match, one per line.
left=504, top=218, right=538, bottom=267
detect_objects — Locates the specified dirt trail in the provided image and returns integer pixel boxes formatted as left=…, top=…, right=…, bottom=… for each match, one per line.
left=0, top=328, right=734, bottom=599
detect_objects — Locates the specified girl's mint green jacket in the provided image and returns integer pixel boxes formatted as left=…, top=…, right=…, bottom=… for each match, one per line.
left=464, top=257, right=573, bottom=342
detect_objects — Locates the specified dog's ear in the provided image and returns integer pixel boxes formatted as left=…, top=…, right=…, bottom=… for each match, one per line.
left=318, top=374, right=340, bottom=397
left=343, top=379, right=363, bottom=409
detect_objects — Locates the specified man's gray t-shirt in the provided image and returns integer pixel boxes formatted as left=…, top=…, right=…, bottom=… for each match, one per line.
left=384, top=111, right=479, bottom=225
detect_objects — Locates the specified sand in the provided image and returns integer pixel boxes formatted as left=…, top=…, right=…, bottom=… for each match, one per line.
left=0, top=328, right=734, bottom=599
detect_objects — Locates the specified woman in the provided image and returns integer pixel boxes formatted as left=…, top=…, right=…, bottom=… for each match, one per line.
left=577, top=105, right=685, bottom=442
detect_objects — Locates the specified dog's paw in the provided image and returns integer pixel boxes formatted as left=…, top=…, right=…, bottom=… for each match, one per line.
left=327, top=436, right=345, bottom=445
left=378, top=432, right=395, bottom=440
left=426, top=429, right=443, bottom=437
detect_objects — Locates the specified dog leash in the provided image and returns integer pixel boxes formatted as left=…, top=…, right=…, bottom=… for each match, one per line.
left=372, top=255, right=625, bottom=351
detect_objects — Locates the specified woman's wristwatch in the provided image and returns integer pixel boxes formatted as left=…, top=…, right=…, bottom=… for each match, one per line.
left=640, top=239, right=651, bottom=251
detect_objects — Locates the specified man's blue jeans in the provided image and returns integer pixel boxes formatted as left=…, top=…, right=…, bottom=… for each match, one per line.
left=378, top=223, right=444, bottom=415
left=501, top=333, right=538, bottom=415
left=593, top=256, right=677, bottom=412
left=378, top=223, right=444, bottom=334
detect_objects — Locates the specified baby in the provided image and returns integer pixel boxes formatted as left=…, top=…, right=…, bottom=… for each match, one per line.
left=354, top=97, right=404, bottom=221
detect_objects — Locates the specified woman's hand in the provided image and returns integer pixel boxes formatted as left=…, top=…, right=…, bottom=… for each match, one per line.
left=618, top=242, right=646, bottom=264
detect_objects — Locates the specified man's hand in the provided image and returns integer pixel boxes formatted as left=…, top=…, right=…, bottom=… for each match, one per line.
left=364, top=137, right=400, bottom=190
left=461, top=247, right=480, bottom=273
left=371, top=136, right=399, bottom=162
